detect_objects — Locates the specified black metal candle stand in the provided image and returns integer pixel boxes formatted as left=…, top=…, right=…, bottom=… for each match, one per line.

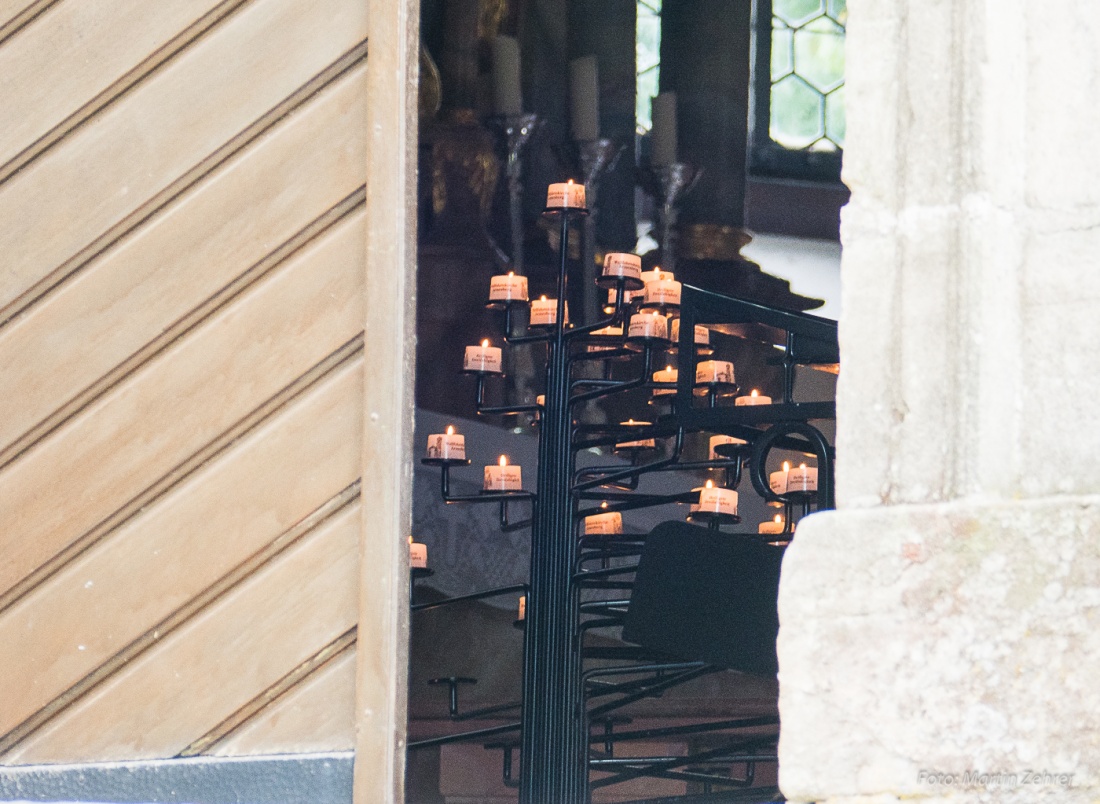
left=409, top=192, right=839, bottom=804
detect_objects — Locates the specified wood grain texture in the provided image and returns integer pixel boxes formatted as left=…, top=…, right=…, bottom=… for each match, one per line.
left=0, top=0, right=53, bottom=45
left=357, top=0, right=418, bottom=800
left=3, top=502, right=362, bottom=764
left=0, top=357, right=362, bottom=740
left=0, top=0, right=367, bottom=316
left=0, top=209, right=365, bottom=602
left=0, top=0, right=236, bottom=170
left=0, top=62, right=367, bottom=457
left=203, top=640, right=357, bottom=756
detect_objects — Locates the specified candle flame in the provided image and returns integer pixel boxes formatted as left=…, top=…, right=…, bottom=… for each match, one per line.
left=783, top=461, right=791, bottom=472
left=408, top=535, right=414, bottom=544
left=446, top=425, right=454, bottom=435
left=567, top=178, right=574, bottom=185
left=751, top=389, right=759, bottom=397
left=540, top=294, right=547, bottom=301
left=666, top=365, right=673, bottom=372
left=481, top=339, right=489, bottom=348
left=774, top=514, right=783, bottom=524
left=799, top=462, right=807, bottom=469
left=507, top=270, right=514, bottom=276
left=601, top=501, right=608, bottom=509
left=705, top=479, right=714, bottom=489
left=499, top=455, right=508, bottom=467
left=627, top=418, right=635, bottom=425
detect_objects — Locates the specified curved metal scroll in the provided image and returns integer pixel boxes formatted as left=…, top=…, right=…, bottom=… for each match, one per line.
left=749, top=421, right=835, bottom=511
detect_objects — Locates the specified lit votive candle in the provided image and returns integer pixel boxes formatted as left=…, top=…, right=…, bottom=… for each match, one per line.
left=652, top=365, right=678, bottom=396
left=484, top=455, right=522, bottom=491
left=602, top=252, right=643, bottom=282
left=735, top=389, right=773, bottom=406
left=698, top=479, right=738, bottom=516
left=758, top=515, right=786, bottom=535
left=709, top=434, right=747, bottom=460
left=616, top=418, right=656, bottom=449
left=628, top=311, right=668, bottom=340
left=489, top=271, right=529, bottom=303
left=788, top=462, right=818, bottom=492
left=670, top=319, right=710, bottom=347
left=530, top=295, right=568, bottom=326
left=518, top=595, right=526, bottom=621
left=536, top=394, right=545, bottom=407
left=425, top=424, right=465, bottom=460
left=770, top=461, right=792, bottom=495
left=464, top=339, right=502, bottom=373
left=546, top=179, right=586, bottom=209
left=643, top=270, right=682, bottom=306
left=587, top=325, right=624, bottom=353
left=585, top=510, right=623, bottom=535
left=695, top=360, right=735, bottom=385
left=409, top=537, right=428, bottom=569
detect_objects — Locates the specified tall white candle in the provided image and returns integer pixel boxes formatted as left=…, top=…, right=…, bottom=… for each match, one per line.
left=492, top=36, right=523, bottom=116
left=698, top=479, right=738, bottom=516
left=484, top=455, right=522, bottom=491
left=489, top=271, right=529, bottom=303
left=570, top=55, right=599, bottom=141
left=426, top=425, right=466, bottom=460
left=695, top=360, right=735, bottom=385
left=464, top=339, right=502, bottom=373
left=547, top=179, right=586, bottom=208
left=735, top=388, right=773, bottom=406
left=651, top=92, right=678, bottom=166
left=628, top=311, right=668, bottom=340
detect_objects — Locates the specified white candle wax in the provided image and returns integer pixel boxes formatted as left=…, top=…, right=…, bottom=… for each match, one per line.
left=484, top=457, right=522, bottom=491
left=587, top=325, right=624, bottom=353
left=584, top=511, right=623, bottom=535
left=569, top=55, right=600, bottom=141
left=758, top=516, right=785, bottom=535
left=616, top=419, right=655, bottom=449
left=770, top=462, right=792, bottom=495
left=788, top=463, right=819, bottom=492
left=708, top=434, right=748, bottom=460
left=492, top=36, right=523, bottom=116
left=464, top=341, right=503, bottom=373
left=518, top=595, right=526, bottom=621
left=425, top=427, right=466, bottom=460
left=651, top=91, right=678, bottom=166
left=670, top=319, right=710, bottom=346
left=489, top=272, right=529, bottom=303
left=628, top=312, right=668, bottom=340
left=602, top=252, right=643, bottom=281
left=735, top=389, right=773, bottom=406
left=643, top=273, right=682, bottom=306
left=698, top=483, right=738, bottom=516
left=652, top=365, right=678, bottom=396
left=547, top=180, right=586, bottom=208
left=695, top=360, right=735, bottom=385
left=530, top=296, right=568, bottom=326
left=409, top=540, right=428, bottom=569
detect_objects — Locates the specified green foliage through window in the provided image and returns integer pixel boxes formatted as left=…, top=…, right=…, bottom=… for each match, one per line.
left=636, top=0, right=662, bottom=134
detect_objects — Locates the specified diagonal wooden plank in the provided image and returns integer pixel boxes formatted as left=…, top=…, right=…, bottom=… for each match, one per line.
left=0, top=0, right=251, bottom=175
left=2, top=502, right=362, bottom=764
left=0, top=0, right=368, bottom=318
left=0, top=0, right=55, bottom=46
left=0, top=61, right=367, bottom=459
left=0, top=210, right=365, bottom=603
left=0, top=357, right=362, bottom=742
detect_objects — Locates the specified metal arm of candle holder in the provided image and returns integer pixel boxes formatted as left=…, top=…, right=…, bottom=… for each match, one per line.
left=568, top=346, right=656, bottom=406
left=650, top=162, right=700, bottom=275
left=748, top=420, right=834, bottom=511
left=571, top=428, right=685, bottom=493
left=472, top=372, right=542, bottom=416
left=434, top=460, right=537, bottom=506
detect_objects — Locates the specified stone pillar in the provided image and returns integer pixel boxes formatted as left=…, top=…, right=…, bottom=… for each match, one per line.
left=778, top=2, right=1100, bottom=803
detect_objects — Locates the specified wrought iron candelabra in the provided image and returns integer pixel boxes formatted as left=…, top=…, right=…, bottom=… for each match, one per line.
left=412, top=184, right=839, bottom=804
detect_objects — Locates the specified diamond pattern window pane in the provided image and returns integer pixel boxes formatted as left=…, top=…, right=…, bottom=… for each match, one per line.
left=769, top=0, right=846, bottom=151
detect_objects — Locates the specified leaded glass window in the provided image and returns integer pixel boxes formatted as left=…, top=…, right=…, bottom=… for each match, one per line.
left=636, top=0, right=662, bottom=134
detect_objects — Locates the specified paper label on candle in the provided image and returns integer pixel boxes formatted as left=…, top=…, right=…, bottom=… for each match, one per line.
left=671, top=320, right=710, bottom=345
left=547, top=182, right=586, bottom=208
left=426, top=433, right=466, bottom=460
left=758, top=521, right=785, bottom=534
left=530, top=299, right=568, bottom=326
left=644, top=279, right=682, bottom=306
left=464, top=345, right=502, bottom=373
left=584, top=512, right=623, bottom=535
left=709, top=434, right=747, bottom=460
left=788, top=466, right=818, bottom=492
left=770, top=470, right=790, bottom=495
left=603, top=253, right=642, bottom=279
left=698, top=487, right=738, bottom=516
left=695, top=360, right=735, bottom=384
left=628, top=313, right=668, bottom=339
left=489, top=274, right=529, bottom=302
left=410, top=542, right=428, bottom=568
left=484, top=465, right=523, bottom=491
